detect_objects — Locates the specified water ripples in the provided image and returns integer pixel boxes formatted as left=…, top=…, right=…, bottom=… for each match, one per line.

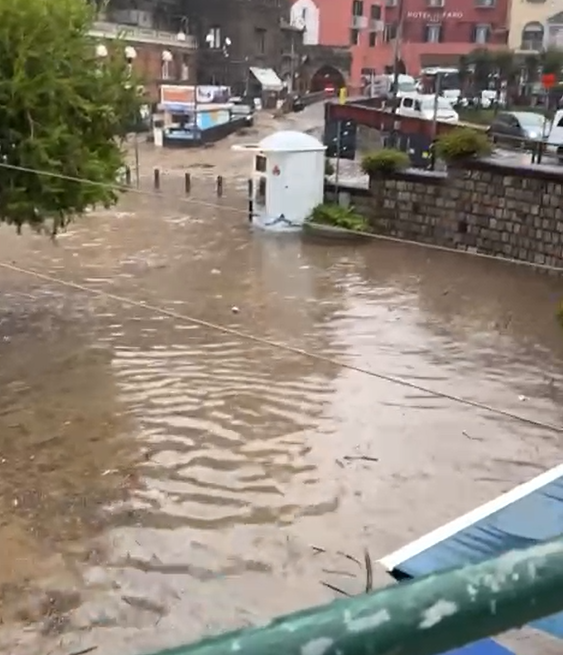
left=110, top=336, right=338, bottom=531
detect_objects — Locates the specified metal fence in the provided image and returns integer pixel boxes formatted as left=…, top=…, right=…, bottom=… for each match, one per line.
left=146, top=538, right=563, bottom=655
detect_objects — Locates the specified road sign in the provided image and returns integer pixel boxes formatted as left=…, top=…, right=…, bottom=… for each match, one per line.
left=541, top=73, right=556, bottom=89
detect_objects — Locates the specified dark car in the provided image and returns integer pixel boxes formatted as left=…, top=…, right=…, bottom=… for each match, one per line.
left=292, top=95, right=305, bottom=112
left=486, top=111, right=550, bottom=148
left=230, top=98, right=254, bottom=126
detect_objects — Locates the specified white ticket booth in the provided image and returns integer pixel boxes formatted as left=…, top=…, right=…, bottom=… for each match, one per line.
left=233, top=130, right=326, bottom=232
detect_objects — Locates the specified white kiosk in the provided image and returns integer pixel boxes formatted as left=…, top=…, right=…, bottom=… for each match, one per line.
left=233, top=130, right=326, bottom=232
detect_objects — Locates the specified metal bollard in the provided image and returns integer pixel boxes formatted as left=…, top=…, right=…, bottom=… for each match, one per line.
left=216, top=175, right=223, bottom=197
left=154, top=168, right=160, bottom=191
left=184, top=173, right=191, bottom=195
left=125, top=166, right=132, bottom=186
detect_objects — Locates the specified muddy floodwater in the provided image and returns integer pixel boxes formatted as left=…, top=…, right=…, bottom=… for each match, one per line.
left=1, top=113, right=563, bottom=655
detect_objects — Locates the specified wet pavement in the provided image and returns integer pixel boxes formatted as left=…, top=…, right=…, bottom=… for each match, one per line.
left=0, top=105, right=562, bottom=655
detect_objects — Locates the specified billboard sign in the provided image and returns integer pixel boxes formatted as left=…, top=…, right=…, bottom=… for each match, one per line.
left=160, top=85, right=231, bottom=109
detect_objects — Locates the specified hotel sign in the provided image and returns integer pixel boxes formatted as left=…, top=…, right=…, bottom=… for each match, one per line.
left=406, top=11, right=464, bottom=21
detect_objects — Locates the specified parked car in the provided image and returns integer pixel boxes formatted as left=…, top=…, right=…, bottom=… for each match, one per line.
left=486, top=111, right=550, bottom=147
left=396, top=93, right=459, bottom=124
left=546, top=109, right=563, bottom=163
left=292, top=95, right=305, bottom=112
left=230, top=97, right=254, bottom=126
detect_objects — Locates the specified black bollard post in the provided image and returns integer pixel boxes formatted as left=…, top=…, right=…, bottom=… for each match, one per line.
left=125, top=166, right=132, bottom=186
left=154, top=168, right=160, bottom=191
left=185, top=173, right=191, bottom=195
left=217, top=175, right=223, bottom=197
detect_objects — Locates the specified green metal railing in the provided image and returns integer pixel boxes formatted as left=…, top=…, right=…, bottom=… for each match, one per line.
left=149, top=538, right=563, bottom=655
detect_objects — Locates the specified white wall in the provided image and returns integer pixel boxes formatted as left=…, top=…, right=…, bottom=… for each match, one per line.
left=291, top=0, right=320, bottom=46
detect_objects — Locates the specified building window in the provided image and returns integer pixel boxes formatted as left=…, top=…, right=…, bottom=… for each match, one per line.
left=426, top=0, right=444, bottom=6
left=472, top=24, right=491, bottom=44
left=350, top=28, right=360, bottom=45
left=521, top=22, right=544, bottom=50
left=384, top=22, right=397, bottom=41
left=385, top=0, right=397, bottom=6
left=206, top=26, right=221, bottom=48
left=370, top=3, right=381, bottom=19
left=424, top=24, right=442, bottom=42
left=474, top=0, right=496, bottom=6
left=181, top=55, right=190, bottom=80
left=352, top=0, right=364, bottom=15
left=255, top=28, right=266, bottom=54
left=368, top=31, right=377, bottom=46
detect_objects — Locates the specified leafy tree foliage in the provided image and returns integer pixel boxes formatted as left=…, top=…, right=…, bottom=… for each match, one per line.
left=0, top=0, right=140, bottom=233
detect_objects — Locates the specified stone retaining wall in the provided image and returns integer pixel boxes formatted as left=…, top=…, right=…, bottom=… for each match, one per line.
left=326, top=159, right=563, bottom=271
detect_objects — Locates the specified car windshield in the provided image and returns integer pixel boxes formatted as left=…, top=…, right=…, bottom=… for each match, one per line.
left=420, top=97, right=453, bottom=111
left=517, top=113, right=545, bottom=128
left=398, top=81, right=417, bottom=93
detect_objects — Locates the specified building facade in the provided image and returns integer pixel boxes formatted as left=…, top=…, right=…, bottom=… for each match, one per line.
left=92, top=1, right=197, bottom=100
left=508, top=0, right=563, bottom=53
left=178, top=0, right=287, bottom=95
left=290, top=0, right=510, bottom=91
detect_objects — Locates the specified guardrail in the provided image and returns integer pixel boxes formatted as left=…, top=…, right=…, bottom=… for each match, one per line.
left=301, top=91, right=328, bottom=107
left=89, top=21, right=197, bottom=49
left=147, top=538, right=563, bottom=655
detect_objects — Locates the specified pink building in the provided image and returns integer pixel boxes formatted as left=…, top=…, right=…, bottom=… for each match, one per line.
left=290, top=0, right=510, bottom=92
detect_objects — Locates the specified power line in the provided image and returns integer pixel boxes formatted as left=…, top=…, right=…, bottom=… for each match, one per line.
left=0, top=259, right=561, bottom=434
left=0, top=158, right=561, bottom=432
left=0, top=159, right=249, bottom=216
left=0, top=157, right=557, bottom=275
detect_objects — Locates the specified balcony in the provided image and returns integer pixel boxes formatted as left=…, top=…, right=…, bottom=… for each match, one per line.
left=350, top=15, right=368, bottom=29
left=370, top=19, right=384, bottom=31
left=520, top=38, right=544, bottom=52
left=89, top=20, right=197, bottom=49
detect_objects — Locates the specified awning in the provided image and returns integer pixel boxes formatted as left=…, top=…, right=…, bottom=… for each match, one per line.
left=250, top=66, right=283, bottom=91
left=379, top=463, right=563, bottom=641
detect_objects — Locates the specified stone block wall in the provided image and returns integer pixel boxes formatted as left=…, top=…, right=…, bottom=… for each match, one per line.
left=326, top=159, right=563, bottom=270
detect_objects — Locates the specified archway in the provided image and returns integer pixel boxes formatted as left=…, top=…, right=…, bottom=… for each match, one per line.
left=309, top=65, right=345, bottom=93
left=521, top=22, right=544, bottom=51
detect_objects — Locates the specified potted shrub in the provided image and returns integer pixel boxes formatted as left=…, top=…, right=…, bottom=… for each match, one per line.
left=435, top=127, right=492, bottom=163
left=361, top=148, right=410, bottom=177
left=304, top=202, right=371, bottom=240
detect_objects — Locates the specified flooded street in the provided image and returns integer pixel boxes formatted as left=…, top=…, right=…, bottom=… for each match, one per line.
left=0, top=105, right=562, bottom=655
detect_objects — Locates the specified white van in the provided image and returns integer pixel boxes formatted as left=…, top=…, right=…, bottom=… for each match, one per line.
left=546, top=109, right=563, bottom=163
left=396, top=94, right=459, bottom=124
left=371, top=74, right=417, bottom=97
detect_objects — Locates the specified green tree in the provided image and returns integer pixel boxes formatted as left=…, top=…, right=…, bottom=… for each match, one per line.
left=0, top=0, right=140, bottom=234
left=540, top=48, right=563, bottom=77
left=523, top=53, right=540, bottom=94
left=468, top=49, right=494, bottom=93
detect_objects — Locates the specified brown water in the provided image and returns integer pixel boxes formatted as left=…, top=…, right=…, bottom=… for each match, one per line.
left=1, top=141, right=563, bottom=654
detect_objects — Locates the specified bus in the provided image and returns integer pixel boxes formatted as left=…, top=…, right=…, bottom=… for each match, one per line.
left=419, top=67, right=461, bottom=103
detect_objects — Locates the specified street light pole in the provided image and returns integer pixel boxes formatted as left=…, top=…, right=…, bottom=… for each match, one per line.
left=389, top=0, right=406, bottom=147
left=289, top=30, right=295, bottom=94
left=390, top=0, right=406, bottom=100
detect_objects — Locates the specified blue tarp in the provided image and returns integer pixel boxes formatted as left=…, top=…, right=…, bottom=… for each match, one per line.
left=379, top=464, right=563, bottom=649
left=441, top=641, right=513, bottom=655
